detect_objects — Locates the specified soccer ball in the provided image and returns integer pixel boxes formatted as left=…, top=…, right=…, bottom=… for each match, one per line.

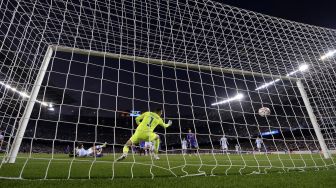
left=258, top=107, right=271, bottom=117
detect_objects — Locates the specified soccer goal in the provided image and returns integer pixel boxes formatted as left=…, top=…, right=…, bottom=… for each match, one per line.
left=0, top=0, right=335, bottom=179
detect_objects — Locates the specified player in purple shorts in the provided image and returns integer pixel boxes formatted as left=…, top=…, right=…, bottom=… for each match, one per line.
left=187, top=129, right=198, bottom=154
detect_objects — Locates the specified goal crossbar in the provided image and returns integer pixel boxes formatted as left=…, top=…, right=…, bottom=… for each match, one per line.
left=51, top=45, right=299, bottom=81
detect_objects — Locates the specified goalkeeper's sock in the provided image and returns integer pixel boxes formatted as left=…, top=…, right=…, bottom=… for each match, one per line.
left=154, top=139, right=160, bottom=154
left=123, top=145, right=129, bottom=154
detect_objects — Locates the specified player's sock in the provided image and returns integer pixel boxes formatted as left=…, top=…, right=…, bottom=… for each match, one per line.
left=123, top=145, right=129, bottom=154
left=95, top=142, right=107, bottom=149
left=102, top=142, right=107, bottom=147
left=154, top=139, right=160, bottom=154
left=115, top=145, right=129, bottom=162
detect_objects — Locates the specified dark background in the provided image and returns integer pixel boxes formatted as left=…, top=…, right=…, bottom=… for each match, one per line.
left=216, top=0, right=336, bottom=29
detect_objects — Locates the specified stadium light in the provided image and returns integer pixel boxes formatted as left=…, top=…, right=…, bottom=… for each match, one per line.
left=256, top=64, right=309, bottom=91
left=286, top=64, right=309, bottom=76
left=298, top=64, right=309, bottom=71
left=47, top=103, right=55, bottom=111
left=255, top=79, right=281, bottom=91
left=211, top=93, right=244, bottom=106
left=0, top=81, right=51, bottom=107
left=320, top=50, right=336, bottom=60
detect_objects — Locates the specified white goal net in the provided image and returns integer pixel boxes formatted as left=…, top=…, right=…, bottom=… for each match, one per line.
left=0, top=0, right=335, bottom=179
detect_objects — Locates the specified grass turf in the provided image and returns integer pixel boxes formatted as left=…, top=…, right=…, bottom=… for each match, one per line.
left=0, top=153, right=335, bottom=187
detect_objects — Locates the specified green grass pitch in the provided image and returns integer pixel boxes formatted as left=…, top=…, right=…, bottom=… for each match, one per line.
left=0, top=153, right=335, bottom=187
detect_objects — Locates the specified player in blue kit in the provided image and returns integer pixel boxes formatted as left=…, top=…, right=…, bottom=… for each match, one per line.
left=138, top=141, right=146, bottom=156
left=187, top=129, right=198, bottom=154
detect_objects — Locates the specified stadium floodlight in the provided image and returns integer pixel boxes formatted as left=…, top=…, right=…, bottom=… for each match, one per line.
left=255, top=79, right=281, bottom=91
left=320, top=50, right=336, bottom=60
left=256, top=64, right=309, bottom=91
left=298, top=64, right=309, bottom=71
left=41, top=102, right=48, bottom=106
left=0, top=81, right=50, bottom=106
left=211, top=93, right=244, bottom=106
left=47, top=103, right=55, bottom=111
left=286, top=64, right=309, bottom=76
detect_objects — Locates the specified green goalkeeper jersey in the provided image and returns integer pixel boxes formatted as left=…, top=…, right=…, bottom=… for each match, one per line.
left=135, top=111, right=169, bottom=132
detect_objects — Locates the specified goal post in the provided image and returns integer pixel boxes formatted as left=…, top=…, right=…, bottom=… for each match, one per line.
left=296, top=80, right=331, bottom=159
left=6, top=46, right=54, bottom=163
left=5, top=45, right=331, bottom=164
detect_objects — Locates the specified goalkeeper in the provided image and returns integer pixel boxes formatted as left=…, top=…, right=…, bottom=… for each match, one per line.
left=116, top=108, right=172, bottom=161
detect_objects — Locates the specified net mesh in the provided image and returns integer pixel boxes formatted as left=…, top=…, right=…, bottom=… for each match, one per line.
left=0, top=0, right=335, bottom=179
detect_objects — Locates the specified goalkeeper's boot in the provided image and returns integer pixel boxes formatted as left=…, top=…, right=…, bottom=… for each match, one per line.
left=116, top=153, right=127, bottom=161
left=153, top=154, right=160, bottom=160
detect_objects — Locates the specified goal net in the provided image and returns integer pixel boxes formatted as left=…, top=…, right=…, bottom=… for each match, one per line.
left=0, top=0, right=335, bottom=179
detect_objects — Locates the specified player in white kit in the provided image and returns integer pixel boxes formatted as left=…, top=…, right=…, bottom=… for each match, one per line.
left=144, top=141, right=154, bottom=156
left=220, top=136, right=229, bottom=154
left=181, top=138, right=187, bottom=155
left=255, top=137, right=263, bottom=152
left=73, top=142, right=107, bottom=157
left=235, top=144, right=240, bottom=154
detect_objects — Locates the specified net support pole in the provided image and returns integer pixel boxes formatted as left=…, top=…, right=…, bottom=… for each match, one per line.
left=296, top=79, right=331, bottom=159
left=6, top=46, right=53, bottom=163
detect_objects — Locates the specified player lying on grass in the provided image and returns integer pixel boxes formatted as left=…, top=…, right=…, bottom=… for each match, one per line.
left=116, top=108, right=172, bottom=161
left=70, top=142, right=107, bottom=157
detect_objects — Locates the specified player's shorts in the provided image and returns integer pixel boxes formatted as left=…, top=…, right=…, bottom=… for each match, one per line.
left=96, top=153, right=103, bottom=157
left=144, top=142, right=153, bottom=149
left=182, top=145, right=187, bottom=150
left=256, top=144, right=261, bottom=149
left=221, top=145, right=228, bottom=150
left=189, top=142, right=198, bottom=148
left=130, top=130, right=157, bottom=144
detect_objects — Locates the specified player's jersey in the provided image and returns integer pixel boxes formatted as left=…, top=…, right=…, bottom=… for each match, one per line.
left=76, top=148, right=88, bottom=157
left=182, top=140, right=187, bottom=149
left=220, top=137, right=228, bottom=146
left=139, top=141, right=145, bottom=149
left=135, top=112, right=168, bottom=132
left=187, top=133, right=196, bottom=144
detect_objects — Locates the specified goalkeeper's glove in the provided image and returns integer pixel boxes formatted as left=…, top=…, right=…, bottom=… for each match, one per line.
left=167, top=120, right=172, bottom=127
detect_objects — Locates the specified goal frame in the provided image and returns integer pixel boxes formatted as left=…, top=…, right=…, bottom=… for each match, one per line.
left=5, top=45, right=331, bottom=163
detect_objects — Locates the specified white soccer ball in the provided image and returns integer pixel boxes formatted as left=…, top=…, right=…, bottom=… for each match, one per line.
left=258, top=107, right=271, bottom=117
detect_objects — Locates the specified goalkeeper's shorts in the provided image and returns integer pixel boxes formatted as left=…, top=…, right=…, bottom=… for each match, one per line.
left=130, top=130, right=157, bottom=144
